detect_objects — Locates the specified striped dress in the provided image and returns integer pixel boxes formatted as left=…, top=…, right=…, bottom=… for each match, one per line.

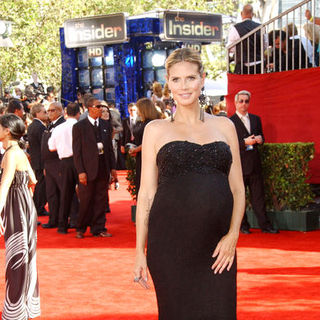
left=1, top=170, right=40, bottom=320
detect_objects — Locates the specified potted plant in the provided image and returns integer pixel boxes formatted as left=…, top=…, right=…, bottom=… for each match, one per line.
left=246, top=142, right=319, bottom=231
left=125, top=154, right=137, bottom=223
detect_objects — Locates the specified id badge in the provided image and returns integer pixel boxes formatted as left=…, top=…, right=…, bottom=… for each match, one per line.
left=97, top=142, right=104, bottom=155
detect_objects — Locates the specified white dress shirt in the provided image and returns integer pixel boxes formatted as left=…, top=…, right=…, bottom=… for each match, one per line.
left=236, top=111, right=251, bottom=133
left=48, top=118, right=77, bottom=159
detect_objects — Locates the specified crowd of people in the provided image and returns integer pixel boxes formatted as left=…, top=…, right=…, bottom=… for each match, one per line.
left=227, top=4, right=320, bottom=74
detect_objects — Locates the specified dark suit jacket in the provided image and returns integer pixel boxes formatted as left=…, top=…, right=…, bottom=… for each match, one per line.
left=230, top=113, right=264, bottom=176
left=121, top=117, right=133, bottom=147
left=41, top=116, right=66, bottom=162
left=72, top=117, right=116, bottom=181
left=27, top=118, right=47, bottom=170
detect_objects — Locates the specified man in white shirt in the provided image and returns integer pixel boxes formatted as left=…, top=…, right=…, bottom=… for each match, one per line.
left=41, top=102, right=65, bottom=228
left=48, top=103, right=80, bottom=234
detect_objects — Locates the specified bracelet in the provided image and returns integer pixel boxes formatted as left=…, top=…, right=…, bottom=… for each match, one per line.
left=310, top=16, right=314, bottom=22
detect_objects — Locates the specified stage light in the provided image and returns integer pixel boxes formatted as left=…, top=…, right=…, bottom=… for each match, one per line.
left=152, top=52, right=166, bottom=67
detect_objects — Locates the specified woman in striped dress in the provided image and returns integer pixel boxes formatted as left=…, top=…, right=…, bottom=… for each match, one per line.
left=0, top=114, right=40, bottom=320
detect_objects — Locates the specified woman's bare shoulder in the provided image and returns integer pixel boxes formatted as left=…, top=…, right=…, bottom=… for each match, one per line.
left=5, top=147, right=30, bottom=170
left=206, top=114, right=234, bottom=127
left=145, top=119, right=171, bottom=134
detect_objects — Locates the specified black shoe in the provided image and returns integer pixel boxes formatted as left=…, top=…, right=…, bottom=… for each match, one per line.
left=42, top=223, right=57, bottom=229
left=68, top=223, right=77, bottom=229
left=57, top=229, right=68, bottom=234
left=76, top=231, right=84, bottom=239
left=240, top=227, right=251, bottom=234
left=262, top=227, right=279, bottom=234
left=93, top=231, right=112, bottom=238
left=37, top=221, right=41, bottom=226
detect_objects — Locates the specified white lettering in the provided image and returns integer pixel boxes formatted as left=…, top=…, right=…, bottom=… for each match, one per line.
left=167, top=19, right=217, bottom=38
left=95, top=24, right=104, bottom=39
left=204, top=26, right=211, bottom=36
left=69, top=23, right=123, bottom=44
left=83, top=29, right=92, bottom=41
left=173, top=23, right=182, bottom=35
left=182, top=24, right=191, bottom=35
left=105, top=27, right=113, bottom=38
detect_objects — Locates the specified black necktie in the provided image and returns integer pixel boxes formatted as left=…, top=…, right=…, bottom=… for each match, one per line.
left=94, top=120, right=101, bottom=142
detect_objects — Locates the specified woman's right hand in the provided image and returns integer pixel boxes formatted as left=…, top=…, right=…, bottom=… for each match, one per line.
left=0, top=216, right=5, bottom=236
left=133, top=252, right=150, bottom=289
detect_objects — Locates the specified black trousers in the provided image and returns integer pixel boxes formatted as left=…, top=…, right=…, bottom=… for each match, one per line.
left=33, top=169, right=47, bottom=216
left=242, top=173, right=272, bottom=230
left=44, top=159, right=61, bottom=226
left=76, top=156, right=109, bottom=235
left=59, top=157, right=79, bottom=231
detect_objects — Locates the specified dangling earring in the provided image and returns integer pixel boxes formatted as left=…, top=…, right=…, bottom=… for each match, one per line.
left=169, top=93, right=175, bottom=122
left=170, top=110, right=174, bottom=122
left=199, top=88, right=206, bottom=122
left=199, top=106, right=204, bottom=122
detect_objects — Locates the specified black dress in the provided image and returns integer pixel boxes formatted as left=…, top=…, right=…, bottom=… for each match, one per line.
left=1, top=170, right=40, bottom=320
left=147, top=141, right=236, bottom=320
left=133, top=120, right=151, bottom=196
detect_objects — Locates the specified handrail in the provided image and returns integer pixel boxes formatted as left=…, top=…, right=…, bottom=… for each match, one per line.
left=227, top=0, right=319, bottom=74
left=226, top=0, right=311, bottom=50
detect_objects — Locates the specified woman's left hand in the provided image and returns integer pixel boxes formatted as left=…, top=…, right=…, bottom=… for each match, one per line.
left=211, top=232, right=239, bottom=274
left=129, top=148, right=137, bottom=156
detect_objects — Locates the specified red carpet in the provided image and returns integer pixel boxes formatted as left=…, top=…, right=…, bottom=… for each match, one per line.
left=0, top=170, right=319, bottom=319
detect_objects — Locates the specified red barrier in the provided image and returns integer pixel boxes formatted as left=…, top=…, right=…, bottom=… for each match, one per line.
left=226, top=67, right=320, bottom=183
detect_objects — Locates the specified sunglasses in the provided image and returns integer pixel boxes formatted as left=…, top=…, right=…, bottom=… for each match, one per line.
left=92, top=104, right=103, bottom=109
left=238, top=99, right=250, bottom=104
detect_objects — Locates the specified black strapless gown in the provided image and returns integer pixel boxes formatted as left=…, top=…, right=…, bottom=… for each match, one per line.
left=147, top=141, right=236, bottom=320
left=1, top=170, right=40, bottom=320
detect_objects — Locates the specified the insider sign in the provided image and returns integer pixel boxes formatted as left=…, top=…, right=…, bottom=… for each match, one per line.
left=161, top=11, right=222, bottom=43
left=64, top=13, right=127, bottom=48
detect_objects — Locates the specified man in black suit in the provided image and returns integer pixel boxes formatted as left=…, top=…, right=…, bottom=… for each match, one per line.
left=120, top=103, right=137, bottom=154
left=73, top=97, right=117, bottom=239
left=230, top=90, right=278, bottom=234
left=27, top=103, right=48, bottom=216
left=41, top=102, right=65, bottom=229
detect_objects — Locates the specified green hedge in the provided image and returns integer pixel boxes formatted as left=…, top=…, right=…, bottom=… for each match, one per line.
left=126, top=154, right=137, bottom=202
left=260, top=143, right=315, bottom=211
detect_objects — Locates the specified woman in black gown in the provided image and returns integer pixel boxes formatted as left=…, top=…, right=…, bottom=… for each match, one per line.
left=129, top=98, right=161, bottom=196
left=134, top=48, right=245, bottom=319
left=0, top=114, right=40, bottom=319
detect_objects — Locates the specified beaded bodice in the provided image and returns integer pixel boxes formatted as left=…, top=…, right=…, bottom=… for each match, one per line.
left=156, top=140, right=232, bottom=184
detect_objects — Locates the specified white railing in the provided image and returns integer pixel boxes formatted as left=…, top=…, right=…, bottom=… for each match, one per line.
left=227, top=0, right=319, bottom=74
